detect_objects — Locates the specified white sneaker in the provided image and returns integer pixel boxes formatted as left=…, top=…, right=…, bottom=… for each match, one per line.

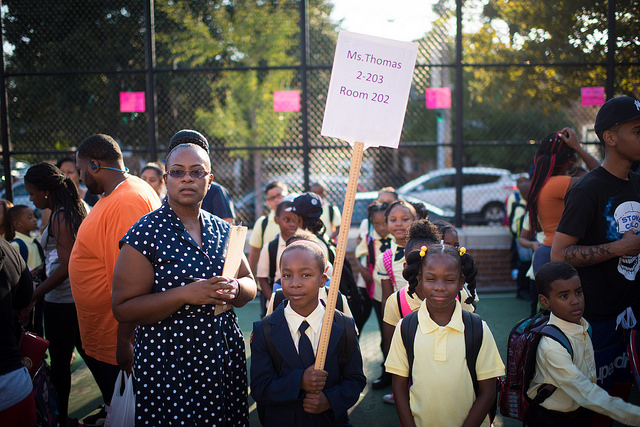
left=383, top=393, right=395, bottom=405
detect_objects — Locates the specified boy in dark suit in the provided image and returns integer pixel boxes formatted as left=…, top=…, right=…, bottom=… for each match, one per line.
left=251, top=240, right=365, bottom=426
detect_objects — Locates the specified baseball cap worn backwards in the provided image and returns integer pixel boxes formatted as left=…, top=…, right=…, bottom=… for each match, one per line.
left=290, top=192, right=323, bottom=218
left=168, top=129, right=210, bottom=153
left=594, top=96, right=640, bottom=134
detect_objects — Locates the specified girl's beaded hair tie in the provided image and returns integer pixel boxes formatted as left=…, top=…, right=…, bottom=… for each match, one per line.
left=419, top=246, right=427, bottom=257
left=459, top=247, right=466, bottom=256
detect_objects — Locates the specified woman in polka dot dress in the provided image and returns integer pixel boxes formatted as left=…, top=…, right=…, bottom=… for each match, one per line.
left=112, top=142, right=257, bottom=426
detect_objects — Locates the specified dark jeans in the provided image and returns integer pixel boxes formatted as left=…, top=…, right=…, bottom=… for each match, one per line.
left=43, top=301, right=85, bottom=420
left=525, top=404, right=593, bottom=427
left=82, top=353, right=120, bottom=406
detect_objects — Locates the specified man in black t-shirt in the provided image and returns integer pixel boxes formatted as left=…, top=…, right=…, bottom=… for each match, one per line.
left=552, top=96, right=640, bottom=419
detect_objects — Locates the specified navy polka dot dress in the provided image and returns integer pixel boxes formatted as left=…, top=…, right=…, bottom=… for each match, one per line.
left=121, top=203, right=249, bottom=426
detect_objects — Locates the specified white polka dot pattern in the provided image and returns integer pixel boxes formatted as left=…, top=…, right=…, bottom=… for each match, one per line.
left=122, top=204, right=249, bottom=425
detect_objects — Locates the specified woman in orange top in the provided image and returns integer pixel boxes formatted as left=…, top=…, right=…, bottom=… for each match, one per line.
left=520, top=127, right=600, bottom=274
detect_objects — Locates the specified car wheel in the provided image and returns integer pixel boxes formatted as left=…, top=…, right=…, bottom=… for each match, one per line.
left=481, top=202, right=505, bottom=225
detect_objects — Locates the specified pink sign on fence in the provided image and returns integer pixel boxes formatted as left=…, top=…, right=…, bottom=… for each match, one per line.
left=120, top=92, right=146, bottom=112
left=581, top=87, right=605, bottom=106
left=425, top=88, right=451, bottom=109
left=273, top=91, right=300, bottom=112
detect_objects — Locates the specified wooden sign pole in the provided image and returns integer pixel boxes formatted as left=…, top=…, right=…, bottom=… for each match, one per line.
left=314, top=141, right=364, bottom=370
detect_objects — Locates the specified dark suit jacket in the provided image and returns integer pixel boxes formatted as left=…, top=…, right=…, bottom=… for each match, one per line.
left=250, top=303, right=366, bottom=427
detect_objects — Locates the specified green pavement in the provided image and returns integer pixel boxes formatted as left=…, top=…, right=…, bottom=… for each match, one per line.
left=67, top=294, right=634, bottom=426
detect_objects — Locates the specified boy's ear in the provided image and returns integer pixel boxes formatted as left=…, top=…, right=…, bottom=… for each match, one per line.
left=273, top=214, right=281, bottom=226
left=538, top=294, right=550, bottom=310
left=320, top=272, right=328, bottom=288
left=603, top=129, right=618, bottom=149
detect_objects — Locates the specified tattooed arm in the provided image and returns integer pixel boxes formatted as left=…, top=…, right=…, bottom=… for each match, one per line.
left=551, top=231, right=640, bottom=267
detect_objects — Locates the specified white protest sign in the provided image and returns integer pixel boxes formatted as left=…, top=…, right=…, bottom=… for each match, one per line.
left=321, top=31, right=418, bottom=149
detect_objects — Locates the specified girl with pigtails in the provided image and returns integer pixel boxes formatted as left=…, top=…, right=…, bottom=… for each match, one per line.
left=380, top=219, right=479, bottom=405
left=385, top=243, right=504, bottom=427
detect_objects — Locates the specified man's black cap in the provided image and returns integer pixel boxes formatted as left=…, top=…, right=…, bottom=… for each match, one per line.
left=595, top=96, right=640, bottom=134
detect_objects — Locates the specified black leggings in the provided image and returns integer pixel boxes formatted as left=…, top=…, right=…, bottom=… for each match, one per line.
left=43, top=301, right=85, bottom=420
left=82, top=352, right=120, bottom=407
left=525, top=404, right=593, bottom=427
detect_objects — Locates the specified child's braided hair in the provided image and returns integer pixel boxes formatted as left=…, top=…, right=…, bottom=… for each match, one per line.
left=402, top=219, right=441, bottom=296
left=460, top=252, right=478, bottom=305
left=432, top=220, right=478, bottom=304
left=366, top=201, right=389, bottom=234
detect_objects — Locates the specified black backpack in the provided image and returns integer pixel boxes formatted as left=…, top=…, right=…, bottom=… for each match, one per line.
left=267, top=236, right=280, bottom=288
left=401, top=309, right=483, bottom=388
left=401, top=309, right=496, bottom=420
left=499, top=312, right=584, bottom=421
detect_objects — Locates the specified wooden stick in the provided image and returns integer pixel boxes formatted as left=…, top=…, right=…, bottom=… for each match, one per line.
left=215, top=225, right=248, bottom=315
left=314, top=141, right=364, bottom=369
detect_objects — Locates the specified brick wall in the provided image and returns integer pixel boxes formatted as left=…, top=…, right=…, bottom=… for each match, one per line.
left=469, top=248, right=515, bottom=292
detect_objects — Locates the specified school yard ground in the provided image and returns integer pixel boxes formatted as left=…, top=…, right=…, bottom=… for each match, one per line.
left=67, top=294, right=639, bottom=426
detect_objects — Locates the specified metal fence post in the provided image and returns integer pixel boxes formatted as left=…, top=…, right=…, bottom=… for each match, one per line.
left=299, top=0, right=310, bottom=191
left=145, top=0, right=158, bottom=161
left=0, top=2, right=13, bottom=200
left=605, top=0, right=616, bottom=100
left=454, top=0, right=463, bottom=226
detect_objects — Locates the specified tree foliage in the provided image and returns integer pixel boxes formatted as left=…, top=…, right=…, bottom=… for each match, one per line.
left=2, top=0, right=337, bottom=159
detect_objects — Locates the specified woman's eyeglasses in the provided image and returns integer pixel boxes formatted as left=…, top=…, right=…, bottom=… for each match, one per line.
left=166, top=170, right=210, bottom=179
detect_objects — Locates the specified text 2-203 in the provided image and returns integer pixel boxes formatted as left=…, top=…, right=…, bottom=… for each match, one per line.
left=356, top=71, right=384, bottom=84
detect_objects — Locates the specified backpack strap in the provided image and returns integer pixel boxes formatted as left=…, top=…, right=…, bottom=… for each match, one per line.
left=11, top=238, right=29, bottom=264
left=333, top=309, right=355, bottom=370
left=33, top=239, right=45, bottom=265
left=402, top=309, right=484, bottom=389
left=382, top=248, right=395, bottom=288
left=329, top=204, right=335, bottom=224
left=540, top=324, right=574, bottom=359
left=261, top=315, right=282, bottom=374
left=261, top=215, right=268, bottom=244
left=530, top=323, right=575, bottom=405
left=272, top=290, right=285, bottom=312
left=332, top=286, right=344, bottom=313
left=268, top=236, right=279, bottom=286
left=397, top=289, right=412, bottom=318
left=366, top=234, right=375, bottom=269
left=462, top=310, right=484, bottom=396
left=400, top=310, right=419, bottom=379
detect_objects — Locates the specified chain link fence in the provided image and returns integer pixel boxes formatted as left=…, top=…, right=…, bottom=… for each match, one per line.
left=0, top=0, right=635, bottom=226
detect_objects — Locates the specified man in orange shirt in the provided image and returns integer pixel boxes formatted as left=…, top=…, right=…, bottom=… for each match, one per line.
left=69, top=134, right=160, bottom=425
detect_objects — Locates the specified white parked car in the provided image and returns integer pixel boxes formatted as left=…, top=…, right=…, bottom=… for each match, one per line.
left=0, top=181, right=42, bottom=222
left=398, top=167, right=517, bottom=225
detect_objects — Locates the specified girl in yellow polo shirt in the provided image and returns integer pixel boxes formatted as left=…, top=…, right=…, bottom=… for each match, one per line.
left=385, top=244, right=504, bottom=427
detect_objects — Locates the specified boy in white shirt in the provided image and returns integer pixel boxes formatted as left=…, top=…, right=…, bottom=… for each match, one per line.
left=527, top=261, right=640, bottom=426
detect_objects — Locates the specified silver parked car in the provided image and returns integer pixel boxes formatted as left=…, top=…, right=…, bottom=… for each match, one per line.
left=398, top=167, right=517, bottom=225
